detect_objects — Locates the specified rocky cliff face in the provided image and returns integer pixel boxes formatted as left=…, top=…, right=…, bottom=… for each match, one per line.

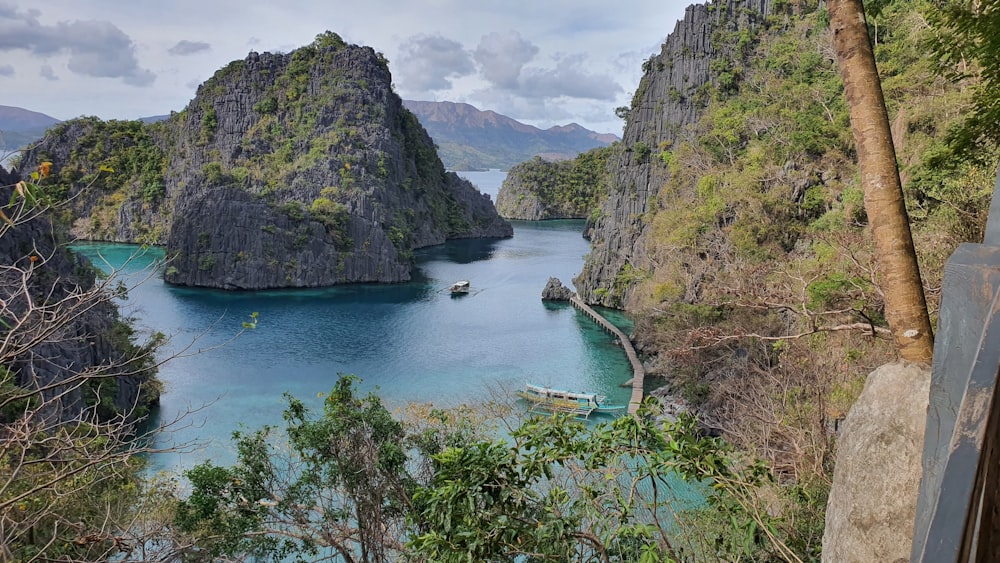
left=23, top=117, right=168, bottom=243
left=496, top=148, right=612, bottom=221
left=574, top=0, right=773, bottom=307
left=20, top=32, right=511, bottom=290
left=496, top=172, right=550, bottom=220
left=0, top=166, right=158, bottom=423
left=496, top=159, right=583, bottom=221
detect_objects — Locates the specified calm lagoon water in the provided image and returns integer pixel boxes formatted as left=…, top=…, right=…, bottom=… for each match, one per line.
left=73, top=170, right=638, bottom=473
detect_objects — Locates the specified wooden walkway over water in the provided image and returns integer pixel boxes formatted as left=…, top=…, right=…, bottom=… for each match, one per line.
left=569, top=295, right=645, bottom=415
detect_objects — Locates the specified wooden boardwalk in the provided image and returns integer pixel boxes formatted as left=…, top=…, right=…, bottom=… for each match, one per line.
left=569, top=295, right=645, bottom=415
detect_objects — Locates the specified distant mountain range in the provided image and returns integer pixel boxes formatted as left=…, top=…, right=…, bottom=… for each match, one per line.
left=403, top=100, right=618, bottom=170
left=0, top=105, right=61, bottom=154
left=1, top=102, right=618, bottom=171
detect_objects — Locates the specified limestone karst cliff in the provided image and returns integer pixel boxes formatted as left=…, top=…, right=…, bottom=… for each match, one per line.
left=495, top=147, right=613, bottom=222
left=19, top=32, right=512, bottom=290
left=574, top=0, right=773, bottom=307
left=0, top=165, right=159, bottom=423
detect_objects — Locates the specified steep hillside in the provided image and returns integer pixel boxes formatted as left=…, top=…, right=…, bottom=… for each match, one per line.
left=18, top=32, right=511, bottom=290
left=0, top=105, right=61, bottom=153
left=575, top=0, right=776, bottom=307
left=578, top=0, right=985, bottom=322
left=0, top=165, right=158, bottom=423
left=568, top=0, right=994, bottom=526
left=0, top=105, right=60, bottom=132
left=403, top=100, right=618, bottom=170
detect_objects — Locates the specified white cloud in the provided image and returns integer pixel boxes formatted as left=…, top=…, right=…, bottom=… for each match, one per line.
left=0, top=63, right=13, bottom=77
left=474, top=31, right=538, bottom=89
left=520, top=54, right=623, bottom=101
left=0, top=4, right=155, bottom=86
left=395, top=34, right=475, bottom=92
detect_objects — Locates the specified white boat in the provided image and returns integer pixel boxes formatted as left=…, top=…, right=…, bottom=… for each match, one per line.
left=449, top=280, right=471, bottom=294
left=516, top=383, right=627, bottom=418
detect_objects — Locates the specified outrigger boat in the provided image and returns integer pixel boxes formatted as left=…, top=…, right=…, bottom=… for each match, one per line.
left=516, top=383, right=627, bottom=418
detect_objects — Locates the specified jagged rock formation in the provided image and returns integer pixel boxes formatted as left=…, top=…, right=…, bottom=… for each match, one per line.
left=496, top=165, right=550, bottom=221
left=541, top=277, right=574, bottom=301
left=19, top=32, right=511, bottom=290
left=574, top=0, right=773, bottom=306
left=403, top=100, right=618, bottom=171
left=496, top=147, right=612, bottom=221
left=0, top=166, right=158, bottom=423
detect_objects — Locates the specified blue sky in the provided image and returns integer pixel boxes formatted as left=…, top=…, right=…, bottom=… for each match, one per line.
left=0, top=1, right=691, bottom=135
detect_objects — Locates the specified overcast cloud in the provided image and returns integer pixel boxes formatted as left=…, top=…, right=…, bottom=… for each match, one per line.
left=523, top=54, right=622, bottom=100
left=395, top=34, right=475, bottom=91
left=0, top=3, right=154, bottom=86
left=169, top=40, right=211, bottom=56
left=0, top=0, right=689, bottom=134
left=474, top=31, right=539, bottom=90
left=39, top=64, right=57, bottom=81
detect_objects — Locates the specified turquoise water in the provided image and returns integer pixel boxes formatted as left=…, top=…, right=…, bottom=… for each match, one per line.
left=72, top=171, right=637, bottom=473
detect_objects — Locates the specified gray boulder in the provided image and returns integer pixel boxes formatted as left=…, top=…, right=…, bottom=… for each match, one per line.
left=822, top=361, right=930, bottom=563
left=542, top=277, right=574, bottom=301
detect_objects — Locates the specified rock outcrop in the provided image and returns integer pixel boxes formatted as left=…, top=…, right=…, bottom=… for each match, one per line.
left=574, top=0, right=773, bottom=306
left=496, top=149, right=611, bottom=221
left=496, top=168, right=550, bottom=220
left=822, top=361, right=929, bottom=563
left=19, top=32, right=512, bottom=290
left=0, top=165, right=158, bottom=422
left=541, top=277, right=574, bottom=301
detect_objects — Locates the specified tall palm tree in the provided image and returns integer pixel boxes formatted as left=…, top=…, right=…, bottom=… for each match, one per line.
left=829, top=0, right=934, bottom=363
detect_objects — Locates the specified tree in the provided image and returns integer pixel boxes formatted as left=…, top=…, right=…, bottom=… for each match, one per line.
left=409, top=403, right=814, bottom=563
left=828, top=0, right=935, bottom=363
left=0, top=163, right=180, bottom=561
left=174, top=375, right=824, bottom=562
left=927, top=0, right=1000, bottom=161
left=175, top=375, right=413, bottom=562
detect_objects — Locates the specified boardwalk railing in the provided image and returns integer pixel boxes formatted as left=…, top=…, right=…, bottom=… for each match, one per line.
left=569, top=295, right=645, bottom=414
left=910, top=166, right=1000, bottom=562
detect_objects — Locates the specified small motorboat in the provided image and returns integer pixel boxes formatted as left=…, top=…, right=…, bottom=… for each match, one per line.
left=449, top=280, right=471, bottom=294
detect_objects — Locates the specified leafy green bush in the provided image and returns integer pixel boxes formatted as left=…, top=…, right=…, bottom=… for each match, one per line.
left=200, top=108, right=218, bottom=141
left=198, top=255, right=216, bottom=271
left=279, top=200, right=306, bottom=221
left=253, top=97, right=278, bottom=114
left=310, top=197, right=350, bottom=247
left=201, top=162, right=229, bottom=186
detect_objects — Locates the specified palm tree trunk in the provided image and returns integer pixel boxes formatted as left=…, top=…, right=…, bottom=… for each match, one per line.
left=829, top=0, right=934, bottom=363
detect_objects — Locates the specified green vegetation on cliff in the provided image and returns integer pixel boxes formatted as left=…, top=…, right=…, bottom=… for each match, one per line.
left=495, top=144, right=615, bottom=220
left=35, top=117, right=168, bottom=242
left=572, top=0, right=996, bottom=557
left=17, top=32, right=511, bottom=290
